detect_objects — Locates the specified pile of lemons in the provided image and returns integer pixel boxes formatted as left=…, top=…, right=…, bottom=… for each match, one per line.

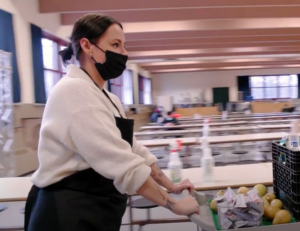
left=210, top=184, right=292, bottom=225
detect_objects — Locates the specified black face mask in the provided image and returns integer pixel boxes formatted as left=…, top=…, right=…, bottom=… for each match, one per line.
left=90, top=43, right=128, bottom=80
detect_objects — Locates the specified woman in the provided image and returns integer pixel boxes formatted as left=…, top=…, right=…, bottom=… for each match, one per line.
left=150, top=108, right=163, bottom=122
left=162, top=111, right=180, bottom=125
left=24, top=14, right=199, bottom=231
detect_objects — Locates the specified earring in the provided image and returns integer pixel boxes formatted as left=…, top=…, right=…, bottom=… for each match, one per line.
left=89, top=53, right=92, bottom=57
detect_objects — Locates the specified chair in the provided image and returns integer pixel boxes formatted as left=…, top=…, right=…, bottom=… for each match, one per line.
left=232, top=142, right=249, bottom=155
left=214, top=143, right=233, bottom=165
left=126, top=197, right=190, bottom=231
left=0, top=203, right=6, bottom=212
left=149, top=147, right=166, bottom=160
left=210, top=145, right=222, bottom=156
left=258, top=142, right=272, bottom=161
left=225, top=160, right=260, bottom=166
left=179, top=146, right=192, bottom=169
left=229, top=142, right=249, bottom=164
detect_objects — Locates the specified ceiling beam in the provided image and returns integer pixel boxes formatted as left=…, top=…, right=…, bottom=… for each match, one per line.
left=125, top=28, right=300, bottom=41
left=128, top=46, right=300, bottom=58
left=40, top=0, right=300, bottom=13
left=42, top=0, right=300, bottom=73
left=140, top=57, right=300, bottom=67
left=151, top=64, right=300, bottom=73
left=128, top=51, right=300, bottom=61
left=56, top=22, right=300, bottom=40
left=126, top=35, right=300, bottom=47
left=126, top=41, right=300, bottom=52
left=143, top=60, right=300, bottom=71
left=61, top=6, right=300, bottom=24
left=122, top=18, right=300, bottom=33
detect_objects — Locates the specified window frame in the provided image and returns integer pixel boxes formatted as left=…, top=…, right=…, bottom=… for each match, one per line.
left=42, top=31, right=77, bottom=98
left=139, top=75, right=152, bottom=105
left=250, top=74, right=298, bottom=100
left=108, top=69, right=134, bottom=105
left=42, top=31, right=69, bottom=78
left=122, top=69, right=134, bottom=105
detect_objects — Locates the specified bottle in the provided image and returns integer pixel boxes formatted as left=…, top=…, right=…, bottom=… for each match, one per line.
left=244, top=102, right=251, bottom=114
left=222, top=111, right=228, bottom=120
left=168, top=141, right=182, bottom=183
left=201, top=137, right=215, bottom=183
left=194, top=113, right=201, bottom=119
left=202, top=118, right=210, bottom=137
left=291, top=119, right=299, bottom=134
left=287, top=120, right=300, bottom=151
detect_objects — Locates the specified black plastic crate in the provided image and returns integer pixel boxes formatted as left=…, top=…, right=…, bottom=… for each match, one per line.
left=272, top=142, right=300, bottom=172
left=272, top=141, right=300, bottom=221
left=292, top=193, right=300, bottom=202
left=293, top=210, right=300, bottom=222
left=273, top=161, right=300, bottom=196
left=274, top=187, right=300, bottom=221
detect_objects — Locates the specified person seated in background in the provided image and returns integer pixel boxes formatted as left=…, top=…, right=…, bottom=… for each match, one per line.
left=170, top=108, right=181, bottom=119
left=150, top=108, right=163, bottom=122
left=282, top=104, right=295, bottom=113
left=162, top=111, right=180, bottom=126
left=162, top=112, right=183, bottom=137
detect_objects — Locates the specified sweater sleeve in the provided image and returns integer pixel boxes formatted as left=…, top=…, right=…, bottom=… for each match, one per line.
left=67, top=107, right=151, bottom=195
left=132, top=136, right=157, bottom=166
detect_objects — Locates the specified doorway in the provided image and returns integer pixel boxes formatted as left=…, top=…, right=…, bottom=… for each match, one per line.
left=213, top=87, right=229, bottom=111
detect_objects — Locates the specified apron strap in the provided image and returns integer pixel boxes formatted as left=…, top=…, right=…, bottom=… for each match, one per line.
left=80, top=68, right=123, bottom=118
left=101, top=89, right=123, bottom=118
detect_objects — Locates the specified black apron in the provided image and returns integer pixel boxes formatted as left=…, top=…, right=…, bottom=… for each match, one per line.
left=24, top=70, right=134, bottom=231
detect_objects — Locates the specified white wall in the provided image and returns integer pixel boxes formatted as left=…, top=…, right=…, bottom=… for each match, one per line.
left=152, top=67, right=300, bottom=104
left=0, top=0, right=61, bottom=103
left=1, top=0, right=150, bottom=104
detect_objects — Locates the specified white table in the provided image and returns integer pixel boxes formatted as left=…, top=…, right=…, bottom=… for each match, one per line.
left=0, top=177, right=32, bottom=202
left=141, top=119, right=292, bottom=131
left=178, top=112, right=299, bottom=121
left=135, top=124, right=290, bottom=139
left=167, top=114, right=300, bottom=125
left=0, top=163, right=273, bottom=203
left=0, top=201, right=24, bottom=230
left=138, top=132, right=288, bottom=147
left=0, top=163, right=275, bottom=230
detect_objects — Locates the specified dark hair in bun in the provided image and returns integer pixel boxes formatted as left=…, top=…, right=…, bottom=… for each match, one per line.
left=59, top=43, right=74, bottom=64
left=58, top=14, right=122, bottom=65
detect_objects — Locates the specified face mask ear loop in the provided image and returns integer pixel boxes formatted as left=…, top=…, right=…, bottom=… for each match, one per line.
left=89, top=54, right=97, bottom=63
left=89, top=41, right=106, bottom=63
left=91, top=42, right=106, bottom=54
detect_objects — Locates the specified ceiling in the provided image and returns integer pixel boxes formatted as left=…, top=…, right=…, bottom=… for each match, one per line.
left=39, top=0, right=300, bottom=73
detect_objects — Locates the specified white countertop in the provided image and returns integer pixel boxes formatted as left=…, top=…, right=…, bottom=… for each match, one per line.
left=135, top=124, right=290, bottom=137
left=141, top=119, right=292, bottom=131
left=178, top=113, right=300, bottom=121
left=173, top=115, right=300, bottom=124
left=0, top=163, right=273, bottom=202
left=138, top=132, right=287, bottom=147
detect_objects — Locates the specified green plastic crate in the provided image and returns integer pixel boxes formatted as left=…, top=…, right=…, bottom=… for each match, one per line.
left=208, top=199, right=295, bottom=230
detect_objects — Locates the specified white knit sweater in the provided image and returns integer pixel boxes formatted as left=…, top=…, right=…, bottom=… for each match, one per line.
left=31, top=65, right=157, bottom=195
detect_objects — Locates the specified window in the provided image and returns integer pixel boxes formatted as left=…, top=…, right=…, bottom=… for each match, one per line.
left=139, top=75, right=152, bottom=104
left=250, top=75, right=298, bottom=99
left=122, top=70, right=134, bottom=105
left=42, top=32, right=77, bottom=98
left=108, top=69, right=134, bottom=105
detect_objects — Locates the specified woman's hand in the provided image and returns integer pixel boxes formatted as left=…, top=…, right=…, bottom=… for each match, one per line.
left=173, top=196, right=199, bottom=215
left=171, top=179, right=194, bottom=195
